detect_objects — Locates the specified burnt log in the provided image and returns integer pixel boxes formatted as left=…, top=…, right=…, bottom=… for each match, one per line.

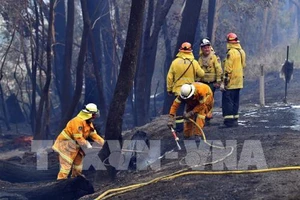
left=1, top=175, right=94, bottom=200
left=0, top=158, right=58, bottom=183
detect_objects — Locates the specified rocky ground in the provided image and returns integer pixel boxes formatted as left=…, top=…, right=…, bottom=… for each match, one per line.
left=1, top=69, right=300, bottom=200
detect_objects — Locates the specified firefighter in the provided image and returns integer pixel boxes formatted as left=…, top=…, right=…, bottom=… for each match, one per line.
left=52, top=103, right=105, bottom=180
left=167, top=42, right=205, bottom=132
left=198, top=38, right=222, bottom=125
left=220, top=33, right=246, bottom=128
left=168, top=83, right=214, bottom=138
left=198, top=38, right=222, bottom=95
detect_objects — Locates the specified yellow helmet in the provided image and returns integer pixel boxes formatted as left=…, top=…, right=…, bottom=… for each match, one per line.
left=78, top=103, right=100, bottom=120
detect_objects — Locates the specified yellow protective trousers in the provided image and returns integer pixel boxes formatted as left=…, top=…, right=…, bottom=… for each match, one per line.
left=57, top=151, right=84, bottom=180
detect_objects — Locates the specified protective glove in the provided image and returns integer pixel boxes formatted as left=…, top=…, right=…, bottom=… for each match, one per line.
left=183, top=111, right=195, bottom=119
left=220, top=82, right=226, bottom=92
left=86, top=141, right=92, bottom=149
left=167, top=115, right=175, bottom=128
left=213, top=82, right=221, bottom=89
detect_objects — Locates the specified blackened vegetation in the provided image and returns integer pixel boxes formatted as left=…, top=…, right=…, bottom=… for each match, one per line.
left=0, top=175, right=94, bottom=200
left=128, top=130, right=150, bottom=170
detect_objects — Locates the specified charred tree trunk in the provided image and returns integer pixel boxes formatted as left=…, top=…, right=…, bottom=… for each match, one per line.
left=0, top=29, right=15, bottom=130
left=100, top=0, right=117, bottom=105
left=86, top=0, right=107, bottom=124
left=174, top=0, right=203, bottom=55
left=31, top=0, right=39, bottom=134
left=134, top=0, right=173, bottom=126
left=162, top=21, right=173, bottom=114
left=60, top=0, right=90, bottom=129
left=53, top=0, right=66, bottom=115
left=163, top=0, right=203, bottom=113
left=35, top=0, right=54, bottom=139
left=99, top=0, right=146, bottom=181
left=61, top=0, right=74, bottom=121
left=207, top=0, right=216, bottom=40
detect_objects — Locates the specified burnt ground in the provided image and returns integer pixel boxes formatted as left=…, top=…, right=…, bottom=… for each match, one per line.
left=1, top=69, right=300, bottom=200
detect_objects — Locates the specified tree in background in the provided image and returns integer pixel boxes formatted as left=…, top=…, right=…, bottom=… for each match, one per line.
left=163, top=0, right=203, bottom=113
left=134, top=0, right=174, bottom=126
left=99, top=0, right=146, bottom=180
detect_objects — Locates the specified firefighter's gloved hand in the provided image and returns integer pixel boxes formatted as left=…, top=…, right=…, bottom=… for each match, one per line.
left=167, top=115, right=175, bottom=128
left=183, top=111, right=194, bottom=119
left=220, top=82, right=226, bottom=91
left=86, top=141, right=92, bottom=149
left=213, top=82, right=221, bottom=88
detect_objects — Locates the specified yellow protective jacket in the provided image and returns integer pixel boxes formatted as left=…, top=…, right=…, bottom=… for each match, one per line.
left=198, top=51, right=222, bottom=83
left=167, top=52, right=205, bottom=96
left=223, top=43, right=246, bottom=89
left=52, top=111, right=104, bottom=164
left=169, top=82, right=213, bottom=116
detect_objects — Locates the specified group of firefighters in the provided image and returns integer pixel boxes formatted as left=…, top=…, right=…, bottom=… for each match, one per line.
left=52, top=32, right=246, bottom=180
left=167, top=32, right=246, bottom=139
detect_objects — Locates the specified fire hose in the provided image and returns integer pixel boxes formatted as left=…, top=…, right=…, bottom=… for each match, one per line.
left=95, top=117, right=300, bottom=200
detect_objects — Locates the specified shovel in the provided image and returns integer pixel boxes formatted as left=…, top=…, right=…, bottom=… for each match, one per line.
left=168, top=126, right=182, bottom=150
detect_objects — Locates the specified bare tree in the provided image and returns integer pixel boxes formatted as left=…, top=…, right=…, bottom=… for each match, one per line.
left=34, top=0, right=55, bottom=139
left=53, top=0, right=66, bottom=113
left=99, top=0, right=146, bottom=180
left=163, top=0, right=203, bottom=113
left=134, top=0, right=174, bottom=126
left=59, top=0, right=90, bottom=129
left=61, top=0, right=74, bottom=119
left=207, top=0, right=216, bottom=40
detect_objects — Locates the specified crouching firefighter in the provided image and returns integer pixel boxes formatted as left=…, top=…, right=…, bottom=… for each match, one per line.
left=168, top=83, right=214, bottom=138
left=52, top=103, right=105, bottom=180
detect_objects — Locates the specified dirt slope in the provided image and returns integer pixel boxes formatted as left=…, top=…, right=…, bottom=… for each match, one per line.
left=81, top=69, right=300, bottom=200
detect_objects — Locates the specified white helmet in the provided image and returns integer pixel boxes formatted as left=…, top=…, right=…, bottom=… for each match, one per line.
left=200, top=38, right=211, bottom=47
left=82, top=103, right=99, bottom=115
left=180, top=84, right=195, bottom=99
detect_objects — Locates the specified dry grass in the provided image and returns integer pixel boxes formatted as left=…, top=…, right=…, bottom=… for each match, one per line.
left=245, top=43, right=300, bottom=80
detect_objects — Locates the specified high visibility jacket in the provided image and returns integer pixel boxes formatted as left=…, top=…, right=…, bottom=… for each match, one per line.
left=223, top=43, right=246, bottom=89
left=167, top=52, right=205, bottom=96
left=198, top=51, right=222, bottom=83
left=169, top=82, right=213, bottom=116
left=52, top=111, right=104, bottom=164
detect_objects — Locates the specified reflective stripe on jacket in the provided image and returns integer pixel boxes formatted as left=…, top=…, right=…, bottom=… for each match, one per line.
left=52, top=112, right=104, bottom=163
left=169, top=82, right=213, bottom=116
left=198, top=51, right=222, bottom=83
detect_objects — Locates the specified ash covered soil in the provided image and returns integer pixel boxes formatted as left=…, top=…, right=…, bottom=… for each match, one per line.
left=1, top=70, right=300, bottom=200
left=83, top=70, right=300, bottom=200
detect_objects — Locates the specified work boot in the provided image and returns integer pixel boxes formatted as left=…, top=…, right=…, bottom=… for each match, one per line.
left=195, top=135, right=201, bottom=144
left=205, top=118, right=211, bottom=126
left=233, top=119, right=239, bottom=127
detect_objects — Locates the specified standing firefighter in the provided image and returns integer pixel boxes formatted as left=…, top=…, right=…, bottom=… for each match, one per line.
left=167, top=42, right=205, bottom=132
left=220, top=33, right=246, bottom=127
left=168, top=83, right=214, bottom=139
left=52, top=103, right=105, bottom=180
left=198, top=38, right=222, bottom=124
left=198, top=38, right=222, bottom=95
